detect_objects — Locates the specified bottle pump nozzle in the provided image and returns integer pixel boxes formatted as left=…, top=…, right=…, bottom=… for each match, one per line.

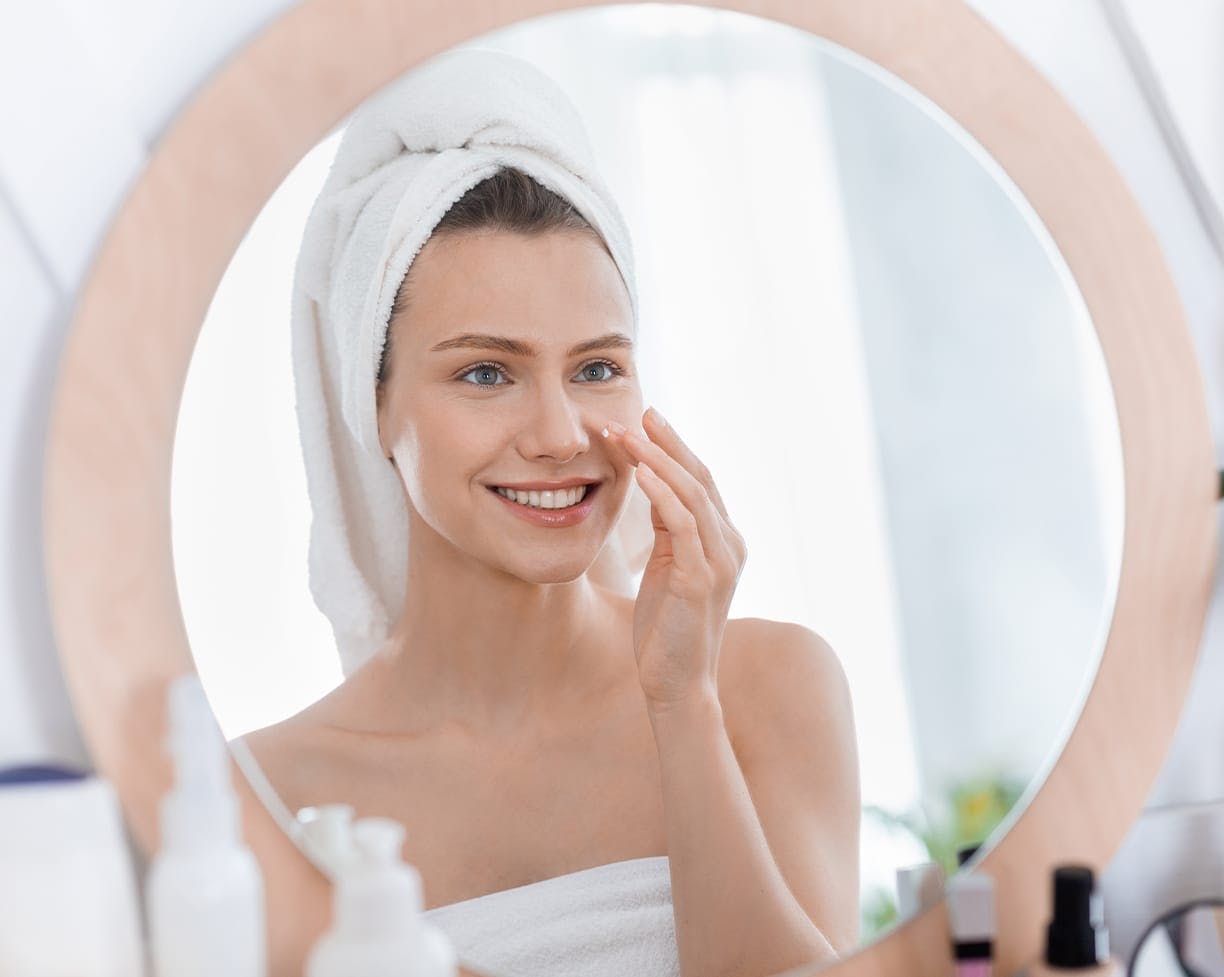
left=334, top=817, right=425, bottom=938
left=160, top=674, right=239, bottom=852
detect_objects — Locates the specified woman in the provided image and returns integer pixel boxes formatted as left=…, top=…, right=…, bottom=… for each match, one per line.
left=247, top=50, right=860, bottom=977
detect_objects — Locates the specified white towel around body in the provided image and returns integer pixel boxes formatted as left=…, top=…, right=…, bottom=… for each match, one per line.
left=424, top=855, right=679, bottom=977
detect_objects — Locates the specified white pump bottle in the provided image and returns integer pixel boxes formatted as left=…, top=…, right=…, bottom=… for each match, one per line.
left=145, top=674, right=266, bottom=977
left=306, top=816, right=457, bottom=977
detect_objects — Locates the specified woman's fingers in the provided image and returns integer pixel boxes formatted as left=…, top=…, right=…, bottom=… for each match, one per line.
left=634, top=462, right=708, bottom=572
left=600, top=420, right=639, bottom=466
left=602, top=410, right=736, bottom=569
left=641, top=408, right=731, bottom=522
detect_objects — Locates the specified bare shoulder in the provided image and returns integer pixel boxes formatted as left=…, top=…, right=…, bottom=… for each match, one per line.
left=717, top=618, right=856, bottom=768
left=240, top=711, right=308, bottom=765
left=237, top=702, right=340, bottom=815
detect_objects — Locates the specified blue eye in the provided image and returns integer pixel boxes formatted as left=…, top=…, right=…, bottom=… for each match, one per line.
left=576, top=360, right=621, bottom=382
left=461, top=363, right=508, bottom=387
left=457, top=359, right=627, bottom=388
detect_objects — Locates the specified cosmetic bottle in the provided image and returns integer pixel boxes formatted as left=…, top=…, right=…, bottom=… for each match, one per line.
left=146, top=675, right=266, bottom=977
left=306, top=817, right=457, bottom=977
left=947, top=868, right=996, bottom=977
left=1028, top=866, right=1121, bottom=977
left=297, top=803, right=359, bottom=876
left=0, top=765, right=145, bottom=976
left=896, top=861, right=946, bottom=920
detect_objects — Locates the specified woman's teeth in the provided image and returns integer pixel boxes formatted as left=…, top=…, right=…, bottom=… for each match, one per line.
left=495, top=485, right=589, bottom=509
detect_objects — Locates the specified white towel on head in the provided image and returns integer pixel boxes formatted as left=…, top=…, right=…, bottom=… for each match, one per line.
left=290, top=48, right=654, bottom=675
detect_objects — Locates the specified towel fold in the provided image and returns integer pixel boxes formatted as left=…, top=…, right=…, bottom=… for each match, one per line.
left=424, top=856, right=679, bottom=977
left=289, top=48, right=654, bottom=674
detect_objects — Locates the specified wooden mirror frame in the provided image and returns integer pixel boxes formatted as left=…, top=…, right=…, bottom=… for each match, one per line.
left=42, top=0, right=1218, bottom=975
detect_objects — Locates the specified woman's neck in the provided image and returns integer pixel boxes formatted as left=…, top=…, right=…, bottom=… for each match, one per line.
left=336, top=530, right=636, bottom=738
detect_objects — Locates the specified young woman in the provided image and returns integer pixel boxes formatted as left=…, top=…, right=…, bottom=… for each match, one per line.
left=248, top=162, right=859, bottom=977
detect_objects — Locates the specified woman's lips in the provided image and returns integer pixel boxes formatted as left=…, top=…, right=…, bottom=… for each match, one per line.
left=487, top=482, right=600, bottom=528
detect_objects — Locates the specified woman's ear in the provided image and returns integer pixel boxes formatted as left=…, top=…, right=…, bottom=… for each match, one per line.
left=375, top=389, right=396, bottom=465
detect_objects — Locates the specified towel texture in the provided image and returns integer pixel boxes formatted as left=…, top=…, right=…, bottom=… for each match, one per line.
left=424, top=856, right=679, bottom=977
left=290, top=48, right=654, bottom=674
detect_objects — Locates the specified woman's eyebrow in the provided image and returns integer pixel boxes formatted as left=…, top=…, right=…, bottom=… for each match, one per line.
left=428, top=332, right=634, bottom=357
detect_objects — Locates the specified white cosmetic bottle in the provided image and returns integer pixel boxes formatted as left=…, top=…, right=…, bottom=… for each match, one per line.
left=297, top=803, right=359, bottom=876
left=306, top=817, right=457, bottom=977
left=895, top=860, right=946, bottom=920
left=146, top=675, right=266, bottom=977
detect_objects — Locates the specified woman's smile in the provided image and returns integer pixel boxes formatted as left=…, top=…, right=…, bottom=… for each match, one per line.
left=486, top=481, right=603, bottom=527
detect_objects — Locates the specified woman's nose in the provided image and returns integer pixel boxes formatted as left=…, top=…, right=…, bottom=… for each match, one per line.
left=518, top=385, right=592, bottom=463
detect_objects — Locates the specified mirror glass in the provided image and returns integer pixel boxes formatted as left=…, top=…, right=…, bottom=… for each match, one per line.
left=1132, top=902, right=1224, bottom=977
left=171, top=3, right=1124, bottom=971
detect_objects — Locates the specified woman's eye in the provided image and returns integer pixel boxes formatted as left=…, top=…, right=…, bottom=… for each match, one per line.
left=457, top=359, right=625, bottom=389
left=460, top=363, right=508, bottom=387
left=576, top=360, right=624, bottom=382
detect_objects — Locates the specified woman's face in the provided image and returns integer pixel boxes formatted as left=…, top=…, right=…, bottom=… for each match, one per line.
left=376, top=228, right=643, bottom=581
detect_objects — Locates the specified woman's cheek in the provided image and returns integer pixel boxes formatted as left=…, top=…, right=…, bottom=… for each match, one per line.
left=599, top=380, right=638, bottom=415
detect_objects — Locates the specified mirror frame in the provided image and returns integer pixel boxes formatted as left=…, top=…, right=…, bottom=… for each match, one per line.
left=1129, top=899, right=1224, bottom=977
left=42, top=0, right=1218, bottom=974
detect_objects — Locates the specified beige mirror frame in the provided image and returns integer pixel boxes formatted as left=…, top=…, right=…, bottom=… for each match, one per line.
left=42, top=0, right=1218, bottom=975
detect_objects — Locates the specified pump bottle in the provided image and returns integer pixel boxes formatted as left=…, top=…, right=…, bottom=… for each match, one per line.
left=306, top=816, right=457, bottom=977
left=146, top=675, right=266, bottom=977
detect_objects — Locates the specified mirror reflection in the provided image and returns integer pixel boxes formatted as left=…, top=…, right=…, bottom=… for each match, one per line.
left=171, top=5, right=1124, bottom=974
left=1132, top=902, right=1224, bottom=977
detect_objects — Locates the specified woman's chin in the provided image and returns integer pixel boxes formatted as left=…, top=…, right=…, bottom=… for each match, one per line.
left=493, top=545, right=608, bottom=585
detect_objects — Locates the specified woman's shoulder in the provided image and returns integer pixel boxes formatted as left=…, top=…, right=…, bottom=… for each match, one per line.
left=236, top=699, right=346, bottom=814
left=719, top=617, right=846, bottom=692
left=717, top=618, right=854, bottom=763
left=239, top=710, right=311, bottom=762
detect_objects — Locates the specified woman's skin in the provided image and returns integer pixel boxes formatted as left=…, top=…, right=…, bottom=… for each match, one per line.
left=246, top=227, right=861, bottom=977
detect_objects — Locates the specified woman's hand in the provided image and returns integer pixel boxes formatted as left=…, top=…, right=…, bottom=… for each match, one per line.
left=602, top=407, right=747, bottom=712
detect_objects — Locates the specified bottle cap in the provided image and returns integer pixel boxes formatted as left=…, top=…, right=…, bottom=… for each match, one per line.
left=298, top=804, right=358, bottom=876
left=896, top=862, right=946, bottom=919
left=1045, top=865, right=1110, bottom=967
left=333, top=817, right=425, bottom=937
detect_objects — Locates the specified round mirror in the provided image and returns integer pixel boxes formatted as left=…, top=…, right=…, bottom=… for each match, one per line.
left=44, top=0, right=1216, bottom=973
left=1132, top=902, right=1224, bottom=977
left=172, top=3, right=1121, bottom=969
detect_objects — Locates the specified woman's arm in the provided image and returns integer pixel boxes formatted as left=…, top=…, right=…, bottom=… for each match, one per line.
left=649, top=620, right=860, bottom=977
left=602, top=409, right=860, bottom=977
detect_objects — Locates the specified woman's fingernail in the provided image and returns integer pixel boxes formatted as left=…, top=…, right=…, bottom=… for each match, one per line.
left=647, top=406, right=668, bottom=428
left=605, top=420, right=627, bottom=437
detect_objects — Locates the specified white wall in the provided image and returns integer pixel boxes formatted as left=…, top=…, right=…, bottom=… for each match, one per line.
left=0, top=0, right=300, bottom=765
left=2, top=0, right=1221, bottom=958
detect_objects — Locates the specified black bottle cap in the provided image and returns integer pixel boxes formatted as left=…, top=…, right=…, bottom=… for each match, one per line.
left=957, top=845, right=981, bottom=867
left=1045, top=865, right=1109, bottom=968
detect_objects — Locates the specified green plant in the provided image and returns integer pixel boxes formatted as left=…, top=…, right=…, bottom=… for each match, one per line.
left=859, top=771, right=1027, bottom=941
left=861, top=885, right=899, bottom=941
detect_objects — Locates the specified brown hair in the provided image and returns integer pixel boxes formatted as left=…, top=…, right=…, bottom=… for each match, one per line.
left=376, top=166, right=607, bottom=391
